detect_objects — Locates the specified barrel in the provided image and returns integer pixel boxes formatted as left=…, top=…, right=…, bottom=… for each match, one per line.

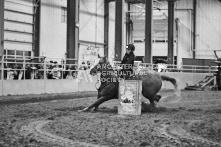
left=118, top=79, right=142, bottom=115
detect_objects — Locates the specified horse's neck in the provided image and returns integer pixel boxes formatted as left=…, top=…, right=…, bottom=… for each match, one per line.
left=100, top=68, right=115, bottom=79
left=99, top=65, right=117, bottom=84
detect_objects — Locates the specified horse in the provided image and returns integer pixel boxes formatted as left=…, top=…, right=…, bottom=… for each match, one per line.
left=79, top=56, right=180, bottom=112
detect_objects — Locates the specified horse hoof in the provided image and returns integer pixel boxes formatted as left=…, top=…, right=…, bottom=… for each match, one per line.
left=78, top=107, right=89, bottom=112
left=155, top=95, right=161, bottom=102
left=92, top=108, right=98, bottom=112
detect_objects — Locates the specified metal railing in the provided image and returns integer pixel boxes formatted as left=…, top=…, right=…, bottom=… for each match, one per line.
left=113, top=61, right=218, bottom=74
left=0, top=55, right=84, bottom=80
left=0, top=56, right=219, bottom=81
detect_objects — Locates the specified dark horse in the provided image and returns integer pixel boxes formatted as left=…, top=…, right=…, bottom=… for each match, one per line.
left=79, top=56, right=180, bottom=112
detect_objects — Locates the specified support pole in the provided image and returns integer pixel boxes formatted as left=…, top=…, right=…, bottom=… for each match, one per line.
left=126, top=3, right=131, bottom=44
left=193, top=0, right=197, bottom=59
left=34, top=0, right=41, bottom=58
left=67, top=0, right=79, bottom=63
left=115, top=0, right=124, bottom=61
left=0, top=0, right=4, bottom=56
left=145, top=0, right=153, bottom=63
left=168, top=0, right=175, bottom=64
left=104, top=0, right=109, bottom=57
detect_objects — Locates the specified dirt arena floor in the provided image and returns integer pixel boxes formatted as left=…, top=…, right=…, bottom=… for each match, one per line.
left=0, top=90, right=221, bottom=147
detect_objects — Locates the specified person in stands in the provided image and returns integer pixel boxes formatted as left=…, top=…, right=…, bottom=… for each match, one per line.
left=121, top=44, right=136, bottom=79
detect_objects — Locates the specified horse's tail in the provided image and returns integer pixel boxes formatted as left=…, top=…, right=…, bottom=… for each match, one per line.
left=160, top=75, right=181, bottom=98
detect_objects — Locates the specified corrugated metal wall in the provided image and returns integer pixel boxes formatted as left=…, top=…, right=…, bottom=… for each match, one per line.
left=4, top=0, right=221, bottom=61
left=40, top=0, right=107, bottom=62
left=78, top=0, right=106, bottom=65
left=196, top=0, right=221, bottom=59
left=130, top=2, right=170, bottom=57
left=107, top=1, right=127, bottom=62
left=79, top=0, right=104, bottom=44
left=175, top=0, right=193, bottom=66
left=175, top=0, right=221, bottom=65
left=4, top=0, right=34, bottom=57
left=108, top=1, right=116, bottom=62
left=40, top=0, right=67, bottom=60
left=128, top=0, right=221, bottom=65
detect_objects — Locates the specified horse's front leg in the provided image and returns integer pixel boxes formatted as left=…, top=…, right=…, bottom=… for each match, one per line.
left=78, top=107, right=90, bottom=112
left=92, top=90, right=102, bottom=111
left=78, top=96, right=109, bottom=112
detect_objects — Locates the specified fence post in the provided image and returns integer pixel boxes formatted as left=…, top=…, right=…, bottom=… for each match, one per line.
left=1, top=55, right=4, bottom=80
left=44, top=57, right=47, bottom=80
left=43, top=57, right=47, bottom=93
left=23, top=52, right=26, bottom=79
left=1, top=56, right=4, bottom=96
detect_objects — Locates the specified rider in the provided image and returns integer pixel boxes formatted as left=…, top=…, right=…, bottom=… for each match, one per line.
left=121, top=44, right=136, bottom=79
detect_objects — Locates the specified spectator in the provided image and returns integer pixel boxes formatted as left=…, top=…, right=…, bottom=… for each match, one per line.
left=30, top=59, right=38, bottom=79
left=65, top=65, right=75, bottom=79
left=47, top=61, right=54, bottom=79
left=25, top=63, right=32, bottom=79
left=87, top=61, right=91, bottom=69
left=12, top=64, right=18, bottom=80
left=63, top=65, right=69, bottom=79
left=7, top=67, right=15, bottom=80
left=66, top=70, right=74, bottom=79
left=18, top=66, right=24, bottom=80
left=79, top=62, right=87, bottom=70
left=51, top=61, right=62, bottom=79
left=3, top=64, right=7, bottom=80
left=71, top=65, right=77, bottom=78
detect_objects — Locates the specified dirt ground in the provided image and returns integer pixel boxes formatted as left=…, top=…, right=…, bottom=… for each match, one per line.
left=0, top=90, right=221, bottom=147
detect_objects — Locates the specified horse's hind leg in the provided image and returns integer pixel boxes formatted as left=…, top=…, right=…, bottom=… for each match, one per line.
left=154, top=95, right=161, bottom=102
left=148, top=95, right=161, bottom=108
left=149, top=99, right=156, bottom=107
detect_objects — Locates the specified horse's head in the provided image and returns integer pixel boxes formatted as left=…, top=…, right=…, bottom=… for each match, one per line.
left=90, top=55, right=111, bottom=75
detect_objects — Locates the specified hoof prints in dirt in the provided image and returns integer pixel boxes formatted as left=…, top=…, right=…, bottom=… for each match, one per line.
left=20, top=120, right=107, bottom=147
left=155, top=122, right=221, bottom=147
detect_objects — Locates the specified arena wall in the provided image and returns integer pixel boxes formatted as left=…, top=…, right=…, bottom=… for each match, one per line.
left=0, top=72, right=213, bottom=96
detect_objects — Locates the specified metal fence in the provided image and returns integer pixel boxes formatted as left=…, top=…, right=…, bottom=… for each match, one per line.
left=0, top=55, right=219, bottom=80
left=113, top=62, right=218, bottom=74
left=0, top=55, right=81, bottom=80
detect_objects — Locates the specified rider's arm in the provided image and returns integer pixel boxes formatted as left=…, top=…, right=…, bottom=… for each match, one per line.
left=124, top=54, right=135, bottom=64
